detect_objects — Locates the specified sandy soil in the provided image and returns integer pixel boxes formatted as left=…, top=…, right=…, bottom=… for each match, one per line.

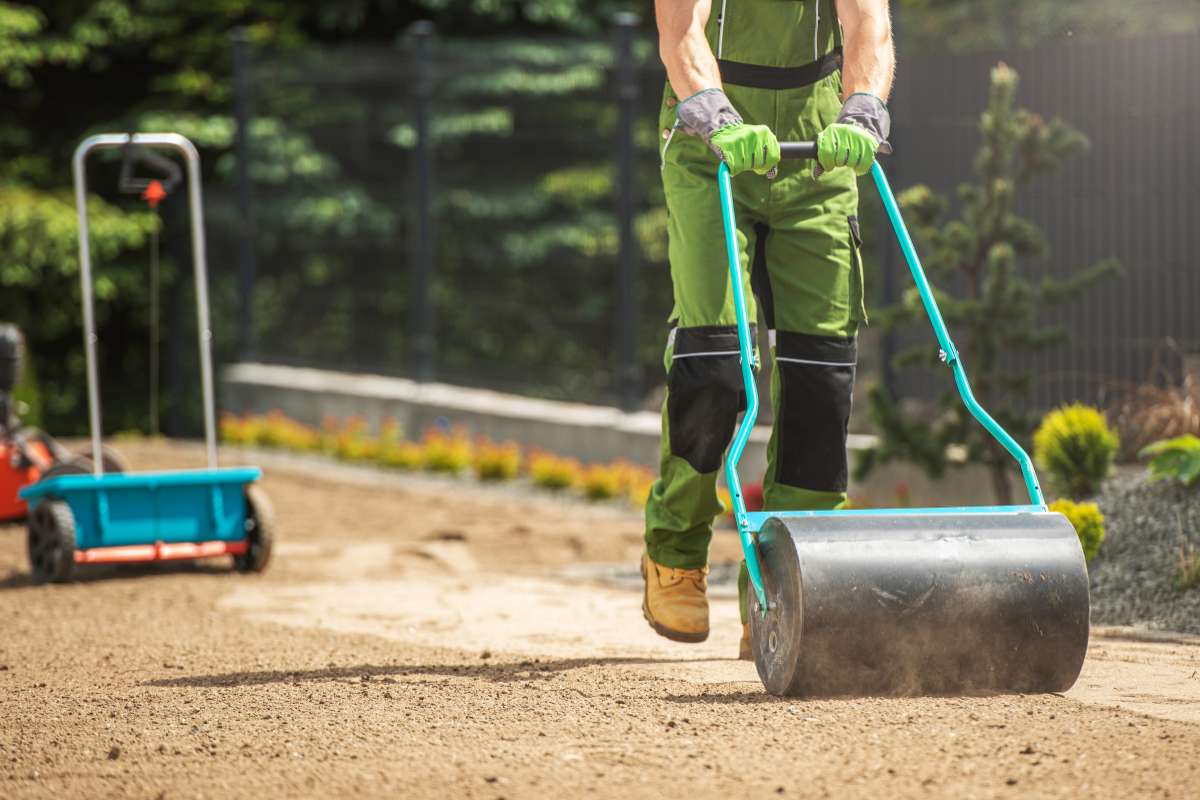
left=1, top=440, right=1198, bottom=799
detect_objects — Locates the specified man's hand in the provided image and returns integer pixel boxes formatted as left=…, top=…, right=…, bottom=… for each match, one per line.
left=819, top=0, right=894, bottom=176
left=711, top=123, right=781, bottom=176
left=816, top=93, right=891, bottom=176
left=816, top=123, right=879, bottom=176
left=675, top=88, right=780, bottom=176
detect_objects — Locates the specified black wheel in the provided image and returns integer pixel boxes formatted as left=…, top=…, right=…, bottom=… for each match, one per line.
left=69, top=445, right=127, bottom=475
left=38, top=459, right=90, bottom=481
left=234, top=484, right=274, bottom=573
left=27, top=500, right=76, bottom=584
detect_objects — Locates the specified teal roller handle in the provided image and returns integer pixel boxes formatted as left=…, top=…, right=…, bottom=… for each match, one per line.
left=869, top=162, right=1044, bottom=506
left=720, top=148, right=1046, bottom=616
left=717, top=162, right=769, bottom=613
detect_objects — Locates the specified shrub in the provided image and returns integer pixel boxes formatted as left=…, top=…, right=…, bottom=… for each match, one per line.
left=259, top=410, right=320, bottom=451
left=379, top=418, right=404, bottom=445
left=318, top=416, right=343, bottom=454
left=718, top=486, right=733, bottom=522
left=527, top=450, right=582, bottom=491
left=1173, top=544, right=1200, bottom=592
left=220, top=413, right=267, bottom=446
left=624, top=464, right=657, bottom=509
left=219, top=413, right=248, bottom=444
left=379, top=440, right=425, bottom=470
left=473, top=438, right=521, bottom=481
left=1139, top=434, right=1200, bottom=488
left=1049, top=498, right=1105, bottom=561
left=1109, top=369, right=1199, bottom=461
left=333, top=417, right=379, bottom=462
left=581, top=463, right=625, bottom=500
left=421, top=428, right=473, bottom=473
left=1033, top=404, right=1119, bottom=499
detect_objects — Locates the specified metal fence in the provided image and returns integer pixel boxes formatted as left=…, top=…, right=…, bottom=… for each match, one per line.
left=891, top=33, right=1200, bottom=407
left=212, top=21, right=673, bottom=412
left=213, top=24, right=1200, bottom=417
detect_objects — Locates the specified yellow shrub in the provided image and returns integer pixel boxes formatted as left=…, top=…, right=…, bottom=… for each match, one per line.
left=319, top=416, right=343, bottom=454
left=259, top=410, right=320, bottom=451
left=333, top=417, right=380, bottom=462
left=528, top=450, right=582, bottom=491
left=1049, top=498, right=1105, bottom=561
left=473, top=438, right=522, bottom=481
left=379, top=440, right=425, bottom=470
left=1034, top=404, right=1119, bottom=499
left=717, top=487, right=733, bottom=522
left=219, top=413, right=249, bottom=444
left=581, top=463, right=625, bottom=500
left=422, top=428, right=473, bottom=473
left=624, top=464, right=657, bottom=509
left=379, top=418, right=404, bottom=445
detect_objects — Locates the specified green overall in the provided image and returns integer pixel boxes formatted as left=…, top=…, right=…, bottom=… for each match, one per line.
left=644, top=0, right=865, bottom=617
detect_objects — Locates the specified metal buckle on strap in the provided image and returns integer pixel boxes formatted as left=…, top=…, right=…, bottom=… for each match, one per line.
left=718, top=47, right=842, bottom=90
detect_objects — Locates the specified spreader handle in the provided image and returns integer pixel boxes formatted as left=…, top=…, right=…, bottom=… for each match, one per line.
left=779, top=141, right=818, bottom=160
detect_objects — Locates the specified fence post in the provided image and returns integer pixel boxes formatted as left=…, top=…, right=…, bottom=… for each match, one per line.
left=613, top=13, right=641, bottom=412
left=231, top=27, right=258, bottom=361
left=409, top=21, right=436, bottom=383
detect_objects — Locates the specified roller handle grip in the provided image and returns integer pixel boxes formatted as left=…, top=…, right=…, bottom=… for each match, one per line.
left=779, top=141, right=818, bottom=160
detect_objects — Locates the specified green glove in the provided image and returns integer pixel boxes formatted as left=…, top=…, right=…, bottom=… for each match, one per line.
left=674, top=88, right=780, bottom=176
left=816, top=93, right=893, bottom=177
left=816, top=123, right=880, bottom=176
left=710, top=123, right=781, bottom=176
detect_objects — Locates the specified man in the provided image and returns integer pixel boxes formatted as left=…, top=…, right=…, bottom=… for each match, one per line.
left=642, top=0, right=895, bottom=655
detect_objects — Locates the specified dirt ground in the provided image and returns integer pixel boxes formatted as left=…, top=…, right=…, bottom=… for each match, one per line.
left=2, top=440, right=1199, bottom=799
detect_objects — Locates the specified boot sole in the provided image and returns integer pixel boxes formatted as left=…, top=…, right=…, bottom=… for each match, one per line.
left=641, top=558, right=709, bottom=644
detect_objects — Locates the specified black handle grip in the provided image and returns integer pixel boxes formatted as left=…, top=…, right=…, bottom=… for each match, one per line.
left=779, top=141, right=818, bottom=160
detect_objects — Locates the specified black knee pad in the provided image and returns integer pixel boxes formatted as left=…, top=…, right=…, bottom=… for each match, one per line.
left=774, top=331, right=856, bottom=493
left=667, top=325, right=752, bottom=474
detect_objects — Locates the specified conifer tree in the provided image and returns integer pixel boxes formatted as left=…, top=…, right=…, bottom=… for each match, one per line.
left=856, top=64, right=1119, bottom=504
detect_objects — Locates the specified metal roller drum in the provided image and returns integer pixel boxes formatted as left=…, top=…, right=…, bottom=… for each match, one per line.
left=748, top=511, right=1090, bottom=697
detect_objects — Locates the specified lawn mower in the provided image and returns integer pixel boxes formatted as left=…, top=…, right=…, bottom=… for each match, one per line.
left=0, top=324, right=126, bottom=522
left=20, top=133, right=273, bottom=584
left=723, top=145, right=1090, bottom=696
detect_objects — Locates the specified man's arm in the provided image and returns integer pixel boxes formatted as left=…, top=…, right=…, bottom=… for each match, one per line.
left=654, top=0, right=780, bottom=176
left=655, top=0, right=721, bottom=100
left=836, top=0, right=895, bottom=102
left=814, top=0, right=894, bottom=175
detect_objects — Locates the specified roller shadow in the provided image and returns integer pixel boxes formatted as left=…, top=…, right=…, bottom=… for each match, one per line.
left=145, top=655, right=737, bottom=689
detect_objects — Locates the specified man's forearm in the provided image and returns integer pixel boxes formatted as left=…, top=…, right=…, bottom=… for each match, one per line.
left=837, top=0, right=895, bottom=102
left=656, top=0, right=722, bottom=99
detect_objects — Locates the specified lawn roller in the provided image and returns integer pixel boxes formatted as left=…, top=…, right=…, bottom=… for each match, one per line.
left=19, top=133, right=273, bottom=583
left=723, top=144, right=1089, bottom=697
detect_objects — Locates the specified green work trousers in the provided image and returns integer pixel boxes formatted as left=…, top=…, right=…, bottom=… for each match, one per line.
left=644, top=69, right=865, bottom=584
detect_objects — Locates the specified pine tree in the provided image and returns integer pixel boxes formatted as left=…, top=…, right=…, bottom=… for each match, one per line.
left=856, top=63, right=1119, bottom=504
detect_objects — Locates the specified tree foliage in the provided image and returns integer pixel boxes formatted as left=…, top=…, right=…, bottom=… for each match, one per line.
left=901, top=0, right=1200, bottom=52
left=855, top=64, right=1119, bottom=504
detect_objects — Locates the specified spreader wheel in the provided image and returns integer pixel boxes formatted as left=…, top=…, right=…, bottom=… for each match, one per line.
left=38, top=460, right=90, bottom=481
left=234, top=484, right=274, bottom=573
left=27, top=500, right=76, bottom=584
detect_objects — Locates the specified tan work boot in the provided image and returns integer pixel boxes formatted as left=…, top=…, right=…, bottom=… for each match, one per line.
left=641, top=551, right=709, bottom=643
left=738, top=623, right=753, bottom=660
